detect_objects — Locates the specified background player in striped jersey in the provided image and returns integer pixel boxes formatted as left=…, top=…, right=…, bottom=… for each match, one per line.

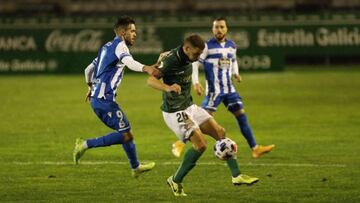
left=73, top=16, right=159, bottom=177
left=172, top=17, right=275, bottom=158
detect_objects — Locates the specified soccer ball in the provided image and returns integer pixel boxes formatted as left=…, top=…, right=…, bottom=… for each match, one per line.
left=214, top=138, right=238, bottom=160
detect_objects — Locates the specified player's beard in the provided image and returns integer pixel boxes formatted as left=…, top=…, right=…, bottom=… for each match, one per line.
left=215, top=33, right=225, bottom=42
left=125, top=38, right=134, bottom=46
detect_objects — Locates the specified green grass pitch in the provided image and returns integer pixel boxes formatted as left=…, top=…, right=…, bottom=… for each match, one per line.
left=0, top=66, right=359, bottom=202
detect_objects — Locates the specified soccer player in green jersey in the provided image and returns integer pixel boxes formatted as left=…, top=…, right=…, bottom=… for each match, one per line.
left=147, top=34, right=258, bottom=197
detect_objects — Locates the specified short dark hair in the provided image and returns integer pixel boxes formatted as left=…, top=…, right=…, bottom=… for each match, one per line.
left=214, top=17, right=227, bottom=22
left=184, top=34, right=205, bottom=50
left=114, top=16, right=135, bottom=30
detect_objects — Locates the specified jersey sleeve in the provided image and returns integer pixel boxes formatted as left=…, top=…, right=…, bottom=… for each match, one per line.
left=158, top=52, right=175, bottom=76
left=115, top=41, right=131, bottom=61
left=121, top=56, right=144, bottom=72
left=91, top=57, right=98, bottom=67
left=157, top=51, right=171, bottom=63
left=231, top=45, right=239, bottom=75
left=85, top=57, right=97, bottom=84
left=84, top=63, right=94, bottom=84
left=192, top=61, right=200, bottom=84
left=198, top=43, right=208, bottom=64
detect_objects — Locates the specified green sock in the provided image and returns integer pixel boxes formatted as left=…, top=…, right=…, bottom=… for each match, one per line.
left=226, top=157, right=241, bottom=177
left=173, top=147, right=203, bottom=183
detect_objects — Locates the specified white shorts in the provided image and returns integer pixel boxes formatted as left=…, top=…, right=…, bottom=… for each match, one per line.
left=162, top=104, right=212, bottom=142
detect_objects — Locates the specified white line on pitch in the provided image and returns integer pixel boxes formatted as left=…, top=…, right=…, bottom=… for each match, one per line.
left=9, top=161, right=347, bottom=168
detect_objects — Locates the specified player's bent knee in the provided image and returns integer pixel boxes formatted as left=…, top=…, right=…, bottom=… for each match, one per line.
left=216, top=126, right=226, bottom=138
left=192, top=140, right=207, bottom=153
left=190, top=129, right=207, bottom=152
left=122, top=131, right=134, bottom=143
left=194, top=143, right=207, bottom=153
left=228, top=103, right=243, bottom=113
left=207, top=110, right=214, bottom=116
left=232, top=108, right=245, bottom=117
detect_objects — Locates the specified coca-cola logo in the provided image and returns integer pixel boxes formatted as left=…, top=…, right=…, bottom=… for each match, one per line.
left=45, top=29, right=103, bottom=52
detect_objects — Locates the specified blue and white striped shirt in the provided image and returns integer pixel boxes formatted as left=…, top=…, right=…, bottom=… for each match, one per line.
left=91, top=36, right=131, bottom=101
left=198, top=38, right=238, bottom=95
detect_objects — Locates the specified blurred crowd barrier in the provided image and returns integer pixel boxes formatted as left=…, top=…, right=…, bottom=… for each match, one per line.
left=1, top=13, right=360, bottom=74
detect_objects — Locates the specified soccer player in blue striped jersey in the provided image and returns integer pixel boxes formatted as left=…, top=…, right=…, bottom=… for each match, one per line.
left=172, top=17, right=275, bottom=158
left=73, top=16, right=159, bottom=177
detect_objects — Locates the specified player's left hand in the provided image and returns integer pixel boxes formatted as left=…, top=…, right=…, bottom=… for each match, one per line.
left=233, top=74, right=242, bottom=83
left=85, top=86, right=91, bottom=102
left=193, top=83, right=204, bottom=96
left=143, top=64, right=162, bottom=78
left=166, top=83, right=181, bottom=94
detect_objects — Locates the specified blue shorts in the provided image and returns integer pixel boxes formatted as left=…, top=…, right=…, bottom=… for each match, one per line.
left=201, top=92, right=244, bottom=113
left=90, top=98, right=131, bottom=132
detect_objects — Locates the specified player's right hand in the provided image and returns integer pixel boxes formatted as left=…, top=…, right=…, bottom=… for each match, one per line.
left=193, top=83, right=204, bottom=96
left=166, top=83, right=181, bottom=94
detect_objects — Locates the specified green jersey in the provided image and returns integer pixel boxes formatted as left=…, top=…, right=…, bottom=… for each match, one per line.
left=159, top=46, right=193, bottom=113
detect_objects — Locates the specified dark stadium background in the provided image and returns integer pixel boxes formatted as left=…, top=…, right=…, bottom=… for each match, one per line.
left=1, top=0, right=360, bottom=73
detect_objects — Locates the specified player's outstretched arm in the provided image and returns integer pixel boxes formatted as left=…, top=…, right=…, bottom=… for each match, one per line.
left=143, top=64, right=161, bottom=78
left=147, top=76, right=181, bottom=94
left=122, top=56, right=161, bottom=77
